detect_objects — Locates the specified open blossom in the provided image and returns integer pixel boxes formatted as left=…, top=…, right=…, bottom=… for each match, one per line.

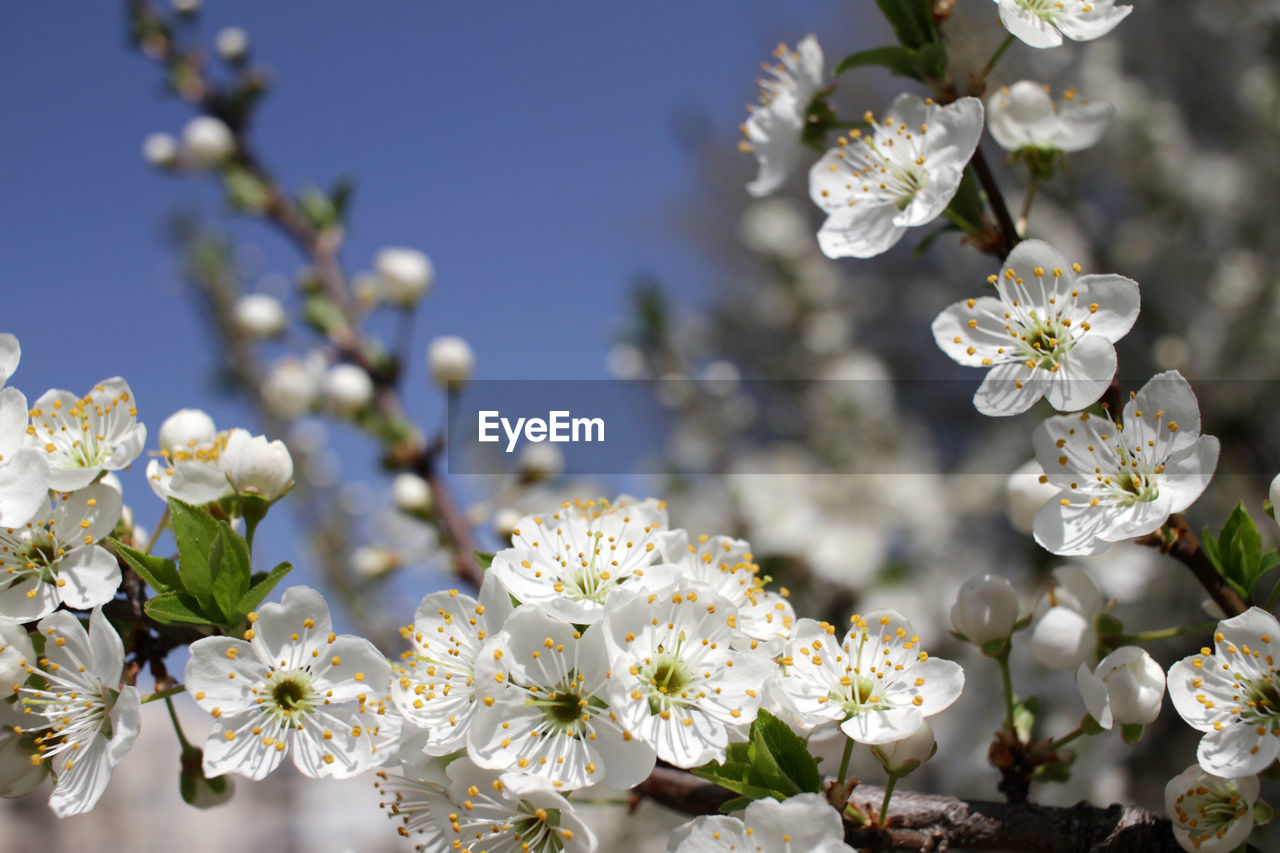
left=657, top=530, right=795, bottom=648
left=668, top=793, right=855, bottom=853
left=146, top=408, right=234, bottom=505
left=741, top=36, right=825, bottom=198
left=808, top=94, right=983, bottom=259
left=0, top=483, right=122, bottom=622
left=489, top=497, right=676, bottom=624
left=993, top=0, right=1132, bottom=49
left=27, top=378, right=146, bottom=492
left=987, top=82, right=1113, bottom=154
left=1076, top=646, right=1165, bottom=728
left=1169, top=607, right=1280, bottom=778
left=0, top=335, right=48, bottom=526
left=1165, top=765, right=1259, bottom=853
left=186, top=586, right=392, bottom=780
left=470, top=604, right=655, bottom=790
left=391, top=577, right=512, bottom=757
left=13, top=608, right=141, bottom=817
left=777, top=611, right=964, bottom=744
left=933, top=240, right=1139, bottom=416
left=1032, top=566, right=1103, bottom=670
left=602, top=583, right=774, bottom=768
left=1032, top=371, right=1219, bottom=555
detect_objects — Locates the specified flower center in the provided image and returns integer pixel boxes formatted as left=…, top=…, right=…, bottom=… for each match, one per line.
left=264, top=669, right=317, bottom=724
left=1015, top=0, right=1061, bottom=21
left=510, top=803, right=570, bottom=853
left=642, top=655, right=694, bottom=714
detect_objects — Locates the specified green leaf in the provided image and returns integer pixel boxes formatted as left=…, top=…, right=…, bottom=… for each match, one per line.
left=751, top=711, right=822, bottom=794
left=145, top=591, right=214, bottom=626
left=912, top=41, right=948, bottom=79
left=474, top=551, right=495, bottom=570
left=1204, top=504, right=1268, bottom=596
left=237, top=561, right=294, bottom=616
left=209, top=523, right=252, bottom=625
left=874, top=0, right=938, bottom=50
left=168, top=500, right=222, bottom=614
left=109, top=538, right=181, bottom=592
left=223, top=166, right=269, bottom=213
left=835, top=45, right=919, bottom=77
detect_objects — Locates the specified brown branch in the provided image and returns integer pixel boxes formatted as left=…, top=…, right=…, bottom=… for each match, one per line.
left=633, top=767, right=1179, bottom=853
left=1137, top=514, right=1247, bottom=618
left=969, top=146, right=1019, bottom=262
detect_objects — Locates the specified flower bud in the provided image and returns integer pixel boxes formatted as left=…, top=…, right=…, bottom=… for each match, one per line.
left=222, top=429, right=293, bottom=501
left=158, top=408, right=218, bottom=455
left=182, top=116, right=235, bottom=168
left=517, top=443, right=564, bottom=484
left=232, top=293, right=286, bottom=338
left=143, top=132, right=179, bottom=168
left=1006, top=459, right=1058, bottom=535
left=1031, top=568, right=1104, bottom=671
left=427, top=335, right=474, bottom=391
left=375, top=247, right=434, bottom=306
left=1076, top=645, right=1165, bottom=729
left=323, top=363, right=374, bottom=412
left=1270, top=472, right=1279, bottom=521
left=172, top=0, right=202, bottom=14
left=393, top=472, right=433, bottom=514
left=215, top=27, right=249, bottom=62
left=352, top=545, right=397, bottom=578
left=493, top=507, right=521, bottom=540
left=871, top=720, right=936, bottom=777
left=950, top=573, right=1019, bottom=648
left=262, top=357, right=320, bottom=419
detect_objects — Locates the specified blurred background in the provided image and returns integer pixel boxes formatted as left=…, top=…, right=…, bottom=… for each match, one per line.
left=3, top=1, right=1280, bottom=850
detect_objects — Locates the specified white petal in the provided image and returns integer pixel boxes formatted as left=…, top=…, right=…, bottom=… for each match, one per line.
left=815, top=201, right=906, bottom=260
left=974, top=361, right=1051, bottom=416
left=1044, top=335, right=1115, bottom=412
left=1156, top=436, right=1219, bottom=514
left=87, top=606, right=126, bottom=686
left=931, top=297, right=1015, bottom=367
left=0, top=335, right=18, bottom=387
left=1056, top=4, right=1132, bottom=41
left=0, top=448, right=49, bottom=528
left=997, top=1, right=1065, bottom=47
left=1054, top=99, right=1114, bottom=152
left=1076, top=663, right=1113, bottom=728
left=0, top=387, right=28, bottom=459
left=1075, top=274, right=1140, bottom=342
left=1198, top=721, right=1280, bottom=778
left=54, top=546, right=122, bottom=609
left=54, top=483, right=123, bottom=543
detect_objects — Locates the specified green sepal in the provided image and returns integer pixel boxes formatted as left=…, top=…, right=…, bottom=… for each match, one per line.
left=474, top=552, right=495, bottom=570
left=109, top=538, right=181, bottom=593
left=800, top=92, right=840, bottom=152
left=1254, top=799, right=1274, bottom=825
left=1082, top=713, right=1107, bottom=736
left=1120, top=723, right=1145, bottom=744
left=1012, top=695, right=1039, bottom=742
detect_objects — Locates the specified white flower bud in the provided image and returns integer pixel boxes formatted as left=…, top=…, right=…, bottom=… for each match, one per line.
left=950, top=574, right=1020, bottom=647
left=1031, top=566, right=1105, bottom=670
left=1270, top=472, right=1280, bottom=522
left=352, top=545, right=397, bottom=578
left=222, top=429, right=293, bottom=501
left=215, top=27, right=249, bottom=62
left=1076, top=646, right=1166, bottom=729
left=232, top=293, right=286, bottom=338
left=392, top=473, right=433, bottom=514
left=493, top=507, right=521, bottom=540
left=262, top=358, right=320, bottom=419
left=1006, top=459, right=1059, bottom=535
left=158, top=408, right=218, bottom=455
left=182, top=116, right=235, bottom=168
left=1045, top=565, right=1104, bottom=616
left=172, top=0, right=202, bottom=13
left=375, top=247, right=434, bottom=306
left=143, top=132, right=179, bottom=167
left=517, top=443, right=563, bottom=484
left=323, top=364, right=374, bottom=412
left=427, top=335, right=474, bottom=391
left=871, top=720, right=936, bottom=776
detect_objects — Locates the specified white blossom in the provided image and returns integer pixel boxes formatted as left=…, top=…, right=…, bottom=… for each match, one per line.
left=470, top=603, right=656, bottom=790
left=146, top=408, right=233, bottom=506
left=950, top=573, right=1020, bottom=647
left=427, top=335, right=475, bottom=390
left=0, top=697, right=49, bottom=798
left=775, top=611, right=963, bottom=745
left=323, top=363, right=374, bottom=412
left=185, top=585, right=392, bottom=780
left=1031, top=566, right=1103, bottom=670
left=1006, top=459, right=1059, bottom=535
left=489, top=497, right=675, bottom=624
left=215, top=27, right=249, bottom=62
left=0, top=336, right=49, bottom=526
left=1031, top=371, right=1219, bottom=555
left=1076, top=645, right=1165, bottom=728
left=668, top=793, right=854, bottom=853
left=1165, top=765, right=1259, bottom=853
left=27, top=378, right=147, bottom=492
left=741, top=36, right=825, bottom=198
left=391, top=577, right=512, bottom=757
left=261, top=355, right=322, bottom=419
left=987, top=82, right=1113, bottom=154
left=932, top=240, right=1139, bottom=416
left=222, top=428, right=293, bottom=500
left=808, top=94, right=983, bottom=259
left=183, top=115, right=235, bottom=167
left=1169, top=607, right=1280, bottom=777
left=602, top=583, right=773, bottom=768
left=232, top=293, right=286, bottom=338
left=393, top=472, right=433, bottom=513
left=0, top=483, right=122, bottom=622
left=375, top=247, right=434, bottom=306
left=14, top=608, right=141, bottom=817
left=993, top=0, right=1132, bottom=49
left=142, top=132, right=179, bottom=167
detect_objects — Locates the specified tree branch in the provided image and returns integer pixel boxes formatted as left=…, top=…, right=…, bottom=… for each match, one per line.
left=969, top=145, right=1019, bottom=262
left=1138, top=514, right=1247, bottom=618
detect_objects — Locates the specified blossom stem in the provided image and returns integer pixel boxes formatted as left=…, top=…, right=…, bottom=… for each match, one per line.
left=996, top=649, right=1017, bottom=737
left=1016, top=174, right=1040, bottom=237
left=1113, top=621, right=1217, bottom=643
left=977, top=35, right=1017, bottom=91
left=880, top=773, right=899, bottom=826
left=1047, top=724, right=1086, bottom=753
left=141, top=683, right=187, bottom=705
left=144, top=505, right=170, bottom=555
left=970, top=146, right=1020, bottom=260
left=838, top=735, right=856, bottom=785
left=161, top=693, right=193, bottom=751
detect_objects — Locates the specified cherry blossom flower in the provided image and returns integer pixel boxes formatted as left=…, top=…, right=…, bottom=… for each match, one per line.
left=27, top=378, right=146, bottom=492
left=470, top=603, right=655, bottom=791
left=950, top=573, right=1020, bottom=649
left=1031, top=371, right=1219, bottom=555
left=0, top=335, right=48, bottom=526
left=13, top=608, right=141, bottom=817
left=933, top=240, right=1138, bottom=416
left=1031, top=566, right=1105, bottom=670
left=1076, top=645, right=1165, bottom=729
left=741, top=36, right=825, bottom=198
left=656, top=530, right=795, bottom=648
left=1165, top=765, right=1260, bottom=853
left=986, top=82, right=1113, bottom=155
left=489, top=497, right=676, bottom=624
left=668, top=792, right=854, bottom=853
left=808, top=94, right=983, bottom=259
left=602, top=583, right=773, bottom=767
left=775, top=611, right=963, bottom=745
left=993, top=0, right=1132, bottom=49
left=1169, top=607, right=1280, bottom=778
left=146, top=409, right=234, bottom=505
left=222, top=429, right=293, bottom=501
left=185, top=585, right=391, bottom=780
left=0, top=483, right=122, bottom=622
left=391, top=577, right=512, bottom=757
